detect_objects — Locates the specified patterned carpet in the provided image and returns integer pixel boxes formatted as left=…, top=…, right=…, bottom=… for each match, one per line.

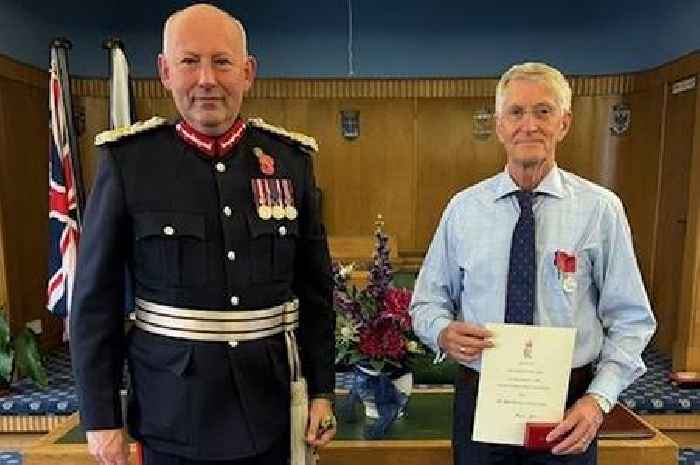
left=0, top=346, right=76, bottom=416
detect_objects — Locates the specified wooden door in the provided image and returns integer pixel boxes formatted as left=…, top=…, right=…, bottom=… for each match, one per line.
left=652, top=85, right=696, bottom=353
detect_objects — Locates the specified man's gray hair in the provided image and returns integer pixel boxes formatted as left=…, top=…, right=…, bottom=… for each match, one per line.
left=495, top=62, right=572, bottom=114
left=162, top=4, right=248, bottom=56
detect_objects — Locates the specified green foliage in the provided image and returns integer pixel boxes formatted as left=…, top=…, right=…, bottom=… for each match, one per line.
left=14, top=328, right=48, bottom=388
left=0, top=310, right=10, bottom=350
left=406, top=352, right=460, bottom=384
left=0, top=348, right=13, bottom=384
left=0, top=305, right=48, bottom=389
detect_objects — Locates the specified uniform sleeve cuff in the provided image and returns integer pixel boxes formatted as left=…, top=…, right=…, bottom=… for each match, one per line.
left=311, top=392, right=335, bottom=403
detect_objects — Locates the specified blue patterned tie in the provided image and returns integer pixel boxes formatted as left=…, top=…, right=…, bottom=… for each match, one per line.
left=505, top=191, right=536, bottom=325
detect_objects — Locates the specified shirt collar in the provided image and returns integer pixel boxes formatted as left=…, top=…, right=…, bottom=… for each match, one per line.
left=491, top=164, right=566, bottom=201
left=175, top=118, right=246, bottom=157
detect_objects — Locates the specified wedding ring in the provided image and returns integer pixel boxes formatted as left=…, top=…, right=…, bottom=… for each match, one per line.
left=459, top=346, right=466, bottom=354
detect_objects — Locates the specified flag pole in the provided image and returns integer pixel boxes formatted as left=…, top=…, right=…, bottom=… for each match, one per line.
left=50, top=37, right=85, bottom=228
left=102, top=38, right=116, bottom=128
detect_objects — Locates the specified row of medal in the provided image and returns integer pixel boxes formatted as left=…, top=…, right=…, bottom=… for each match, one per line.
left=251, top=178, right=298, bottom=220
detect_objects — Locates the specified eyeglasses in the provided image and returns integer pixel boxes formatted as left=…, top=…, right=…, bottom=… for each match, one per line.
left=502, top=104, right=559, bottom=123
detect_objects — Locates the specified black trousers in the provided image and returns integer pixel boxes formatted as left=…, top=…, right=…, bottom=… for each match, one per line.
left=141, top=435, right=289, bottom=465
left=453, top=366, right=598, bottom=465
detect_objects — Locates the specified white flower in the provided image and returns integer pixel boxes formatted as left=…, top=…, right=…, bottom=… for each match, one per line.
left=338, top=262, right=356, bottom=279
left=340, top=326, right=357, bottom=340
left=336, top=313, right=359, bottom=345
left=406, top=340, right=423, bottom=354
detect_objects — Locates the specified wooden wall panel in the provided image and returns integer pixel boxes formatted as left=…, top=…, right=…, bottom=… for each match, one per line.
left=415, top=98, right=504, bottom=249
left=0, top=88, right=6, bottom=311
left=314, top=99, right=416, bottom=249
left=245, top=76, right=639, bottom=98
left=76, top=96, right=108, bottom=192
left=654, top=86, right=697, bottom=354
left=134, top=97, right=176, bottom=122
left=558, top=96, right=616, bottom=184
left=610, top=88, right=665, bottom=289
left=674, top=83, right=700, bottom=370
left=0, top=75, right=63, bottom=343
left=240, top=98, right=288, bottom=123
left=0, top=221, right=5, bottom=308
left=0, top=55, right=46, bottom=90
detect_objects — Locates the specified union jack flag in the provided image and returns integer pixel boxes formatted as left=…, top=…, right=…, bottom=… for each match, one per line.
left=47, top=50, right=80, bottom=319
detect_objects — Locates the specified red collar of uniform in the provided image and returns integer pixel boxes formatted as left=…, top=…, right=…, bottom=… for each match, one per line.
left=175, top=118, right=246, bottom=157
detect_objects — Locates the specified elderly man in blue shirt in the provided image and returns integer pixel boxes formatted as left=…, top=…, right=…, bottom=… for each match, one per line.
left=410, top=62, right=656, bottom=465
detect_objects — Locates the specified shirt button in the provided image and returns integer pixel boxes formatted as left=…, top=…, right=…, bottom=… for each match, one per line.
left=163, top=225, right=175, bottom=236
left=227, top=251, right=236, bottom=261
left=230, top=296, right=239, bottom=306
left=278, top=226, right=287, bottom=236
left=215, top=162, right=226, bottom=173
left=223, top=206, right=232, bottom=217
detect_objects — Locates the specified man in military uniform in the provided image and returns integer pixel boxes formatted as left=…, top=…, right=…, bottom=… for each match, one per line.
left=70, top=4, right=335, bottom=465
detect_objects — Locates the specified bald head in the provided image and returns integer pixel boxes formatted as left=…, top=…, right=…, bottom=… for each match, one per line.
left=162, top=4, right=248, bottom=58
left=157, top=2, right=257, bottom=136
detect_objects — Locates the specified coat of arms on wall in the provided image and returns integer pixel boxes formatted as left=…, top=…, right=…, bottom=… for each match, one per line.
left=610, top=103, right=631, bottom=136
left=340, top=110, right=360, bottom=140
left=473, top=107, right=493, bottom=141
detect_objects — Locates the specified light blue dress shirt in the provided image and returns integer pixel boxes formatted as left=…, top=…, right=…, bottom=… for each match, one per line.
left=410, top=165, right=656, bottom=404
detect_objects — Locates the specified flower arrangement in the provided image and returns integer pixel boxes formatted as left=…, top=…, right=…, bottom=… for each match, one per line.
left=333, top=216, right=423, bottom=374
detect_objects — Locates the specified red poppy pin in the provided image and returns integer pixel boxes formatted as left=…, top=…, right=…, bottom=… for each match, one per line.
left=253, top=147, right=275, bottom=175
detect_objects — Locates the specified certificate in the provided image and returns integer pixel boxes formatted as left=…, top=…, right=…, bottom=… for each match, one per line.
left=472, top=324, right=576, bottom=445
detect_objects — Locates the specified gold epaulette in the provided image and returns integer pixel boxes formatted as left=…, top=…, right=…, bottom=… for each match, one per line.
left=247, top=118, right=318, bottom=153
left=95, top=116, right=168, bottom=146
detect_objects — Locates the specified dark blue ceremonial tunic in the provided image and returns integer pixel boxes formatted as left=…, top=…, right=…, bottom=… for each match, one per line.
left=70, top=121, right=334, bottom=460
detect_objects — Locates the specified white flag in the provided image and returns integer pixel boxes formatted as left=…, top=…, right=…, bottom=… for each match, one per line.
left=110, top=47, right=132, bottom=129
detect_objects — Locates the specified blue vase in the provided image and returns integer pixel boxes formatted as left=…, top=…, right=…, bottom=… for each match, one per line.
left=344, top=364, right=412, bottom=439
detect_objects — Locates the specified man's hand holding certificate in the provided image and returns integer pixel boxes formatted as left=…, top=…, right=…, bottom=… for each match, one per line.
left=472, top=324, right=576, bottom=447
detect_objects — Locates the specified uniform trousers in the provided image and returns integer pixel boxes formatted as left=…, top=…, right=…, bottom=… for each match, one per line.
left=453, top=365, right=597, bottom=465
left=141, top=434, right=289, bottom=465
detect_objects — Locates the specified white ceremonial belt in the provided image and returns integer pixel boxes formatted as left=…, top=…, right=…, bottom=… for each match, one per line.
left=133, top=297, right=299, bottom=342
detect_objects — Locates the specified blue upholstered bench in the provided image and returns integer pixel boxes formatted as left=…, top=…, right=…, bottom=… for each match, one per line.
left=0, top=347, right=76, bottom=431
left=0, top=452, right=21, bottom=465
left=619, top=350, right=700, bottom=413
left=680, top=448, right=700, bottom=465
left=0, top=348, right=77, bottom=416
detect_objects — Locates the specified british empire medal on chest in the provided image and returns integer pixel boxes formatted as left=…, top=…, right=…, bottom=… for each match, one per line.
left=252, top=179, right=272, bottom=220
left=271, top=179, right=286, bottom=220
left=282, top=179, right=298, bottom=220
left=554, top=250, right=577, bottom=293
